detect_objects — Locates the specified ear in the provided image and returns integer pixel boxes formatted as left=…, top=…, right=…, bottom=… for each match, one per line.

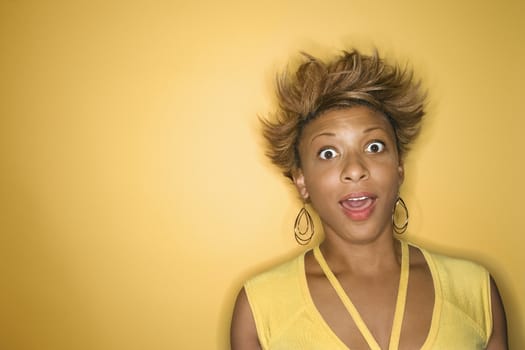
left=292, top=168, right=309, bottom=200
left=397, top=161, right=405, bottom=187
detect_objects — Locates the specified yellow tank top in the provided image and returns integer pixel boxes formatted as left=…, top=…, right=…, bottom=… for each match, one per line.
left=244, top=241, right=492, bottom=349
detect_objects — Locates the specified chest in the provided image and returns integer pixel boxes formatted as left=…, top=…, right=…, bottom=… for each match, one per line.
left=307, top=267, right=434, bottom=349
left=248, top=249, right=492, bottom=350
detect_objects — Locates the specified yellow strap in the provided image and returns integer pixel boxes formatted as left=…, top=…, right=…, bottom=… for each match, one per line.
left=313, top=240, right=409, bottom=350
left=388, top=241, right=409, bottom=350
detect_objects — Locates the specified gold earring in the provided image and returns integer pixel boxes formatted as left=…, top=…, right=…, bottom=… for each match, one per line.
left=393, top=197, right=409, bottom=234
left=294, top=204, right=314, bottom=245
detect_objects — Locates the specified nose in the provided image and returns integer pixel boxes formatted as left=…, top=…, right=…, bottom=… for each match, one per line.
left=340, top=154, right=369, bottom=182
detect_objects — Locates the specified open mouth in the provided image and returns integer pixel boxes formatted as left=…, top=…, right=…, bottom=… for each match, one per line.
left=339, top=194, right=377, bottom=220
left=341, top=196, right=374, bottom=209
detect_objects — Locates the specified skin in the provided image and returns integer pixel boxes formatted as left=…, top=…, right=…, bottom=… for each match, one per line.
left=230, top=106, right=508, bottom=349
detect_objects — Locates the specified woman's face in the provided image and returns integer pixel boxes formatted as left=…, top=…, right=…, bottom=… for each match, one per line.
left=293, top=106, right=404, bottom=244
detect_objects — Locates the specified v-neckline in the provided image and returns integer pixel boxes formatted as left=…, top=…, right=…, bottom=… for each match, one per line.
left=310, top=240, right=410, bottom=350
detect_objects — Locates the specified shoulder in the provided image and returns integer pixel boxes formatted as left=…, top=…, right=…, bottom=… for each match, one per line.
left=415, top=244, right=494, bottom=342
left=231, top=253, right=305, bottom=350
left=416, top=245, right=490, bottom=281
left=408, top=243, right=491, bottom=310
left=241, top=251, right=311, bottom=348
left=417, top=245, right=491, bottom=304
left=244, top=251, right=306, bottom=302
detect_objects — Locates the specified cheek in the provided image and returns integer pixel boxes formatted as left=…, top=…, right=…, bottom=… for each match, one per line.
left=304, top=169, right=338, bottom=196
left=378, top=163, right=403, bottom=190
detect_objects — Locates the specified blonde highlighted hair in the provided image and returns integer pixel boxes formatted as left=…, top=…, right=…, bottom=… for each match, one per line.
left=261, top=49, right=426, bottom=180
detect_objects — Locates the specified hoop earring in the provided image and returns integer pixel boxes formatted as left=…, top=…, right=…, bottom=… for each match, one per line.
left=294, top=205, right=314, bottom=245
left=393, top=197, right=409, bottom=234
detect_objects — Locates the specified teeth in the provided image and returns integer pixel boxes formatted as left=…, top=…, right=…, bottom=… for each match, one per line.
left=347, top=196, right=368, bottom=201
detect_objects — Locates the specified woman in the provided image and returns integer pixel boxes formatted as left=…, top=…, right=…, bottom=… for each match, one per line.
left=230, top=49, right=508, bottom=349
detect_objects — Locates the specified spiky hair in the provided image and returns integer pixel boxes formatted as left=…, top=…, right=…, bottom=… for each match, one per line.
left=261, top=49, right=426, bottom=180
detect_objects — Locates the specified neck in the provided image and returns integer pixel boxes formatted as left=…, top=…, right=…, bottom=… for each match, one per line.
left=319, top=234, right=402, bottom=275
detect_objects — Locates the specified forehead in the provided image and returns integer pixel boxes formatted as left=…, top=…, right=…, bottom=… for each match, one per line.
left=300, top=106, right=395, bottom=141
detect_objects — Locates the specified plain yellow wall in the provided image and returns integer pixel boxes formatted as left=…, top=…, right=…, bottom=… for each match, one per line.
left=1, top=0, right=523, bottom=348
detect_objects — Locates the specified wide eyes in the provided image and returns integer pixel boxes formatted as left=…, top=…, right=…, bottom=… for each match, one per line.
left=318, top=147, right=339, bottom=160
left=365, top=141, right=385, bottom=153
left=317, top=141, right=385, bottom=160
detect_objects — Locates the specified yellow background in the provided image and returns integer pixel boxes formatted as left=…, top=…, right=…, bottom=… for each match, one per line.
left=1, top=0, right=523, bottom=348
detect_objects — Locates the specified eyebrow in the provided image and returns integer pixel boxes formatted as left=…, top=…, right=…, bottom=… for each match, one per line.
left=310, top=132, right=336, bottom=144
left=310, top=126, right=385, bottom=144
left=363, top=126, right=384, bottom=133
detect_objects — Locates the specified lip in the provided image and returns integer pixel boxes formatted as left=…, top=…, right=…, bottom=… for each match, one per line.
left=339, top=192, right=377, bottom=221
